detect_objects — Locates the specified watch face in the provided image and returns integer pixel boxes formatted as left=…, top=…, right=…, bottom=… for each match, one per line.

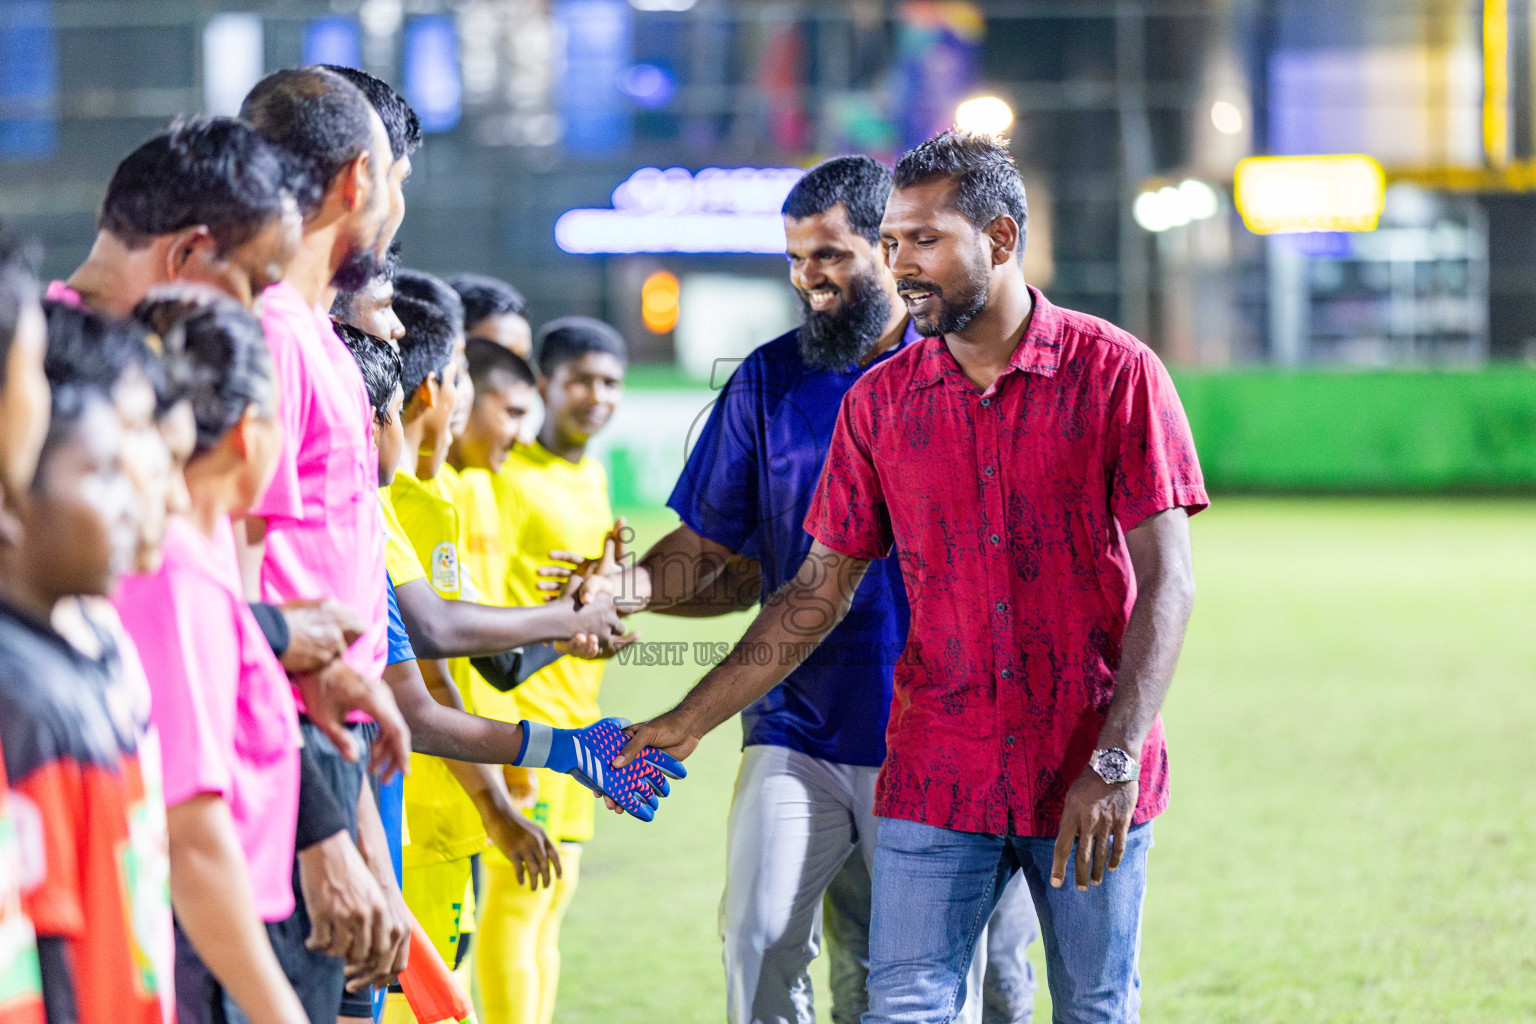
left=1097, top=749, right=1132, bottom=781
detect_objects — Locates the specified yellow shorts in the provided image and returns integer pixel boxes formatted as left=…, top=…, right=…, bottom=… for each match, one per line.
left=401, top=857, right=477, bottom=967
left=525, top=768, right=595, bottom=844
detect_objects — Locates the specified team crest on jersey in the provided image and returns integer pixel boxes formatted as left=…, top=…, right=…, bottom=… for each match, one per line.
left=431, top=542, right=461, bottom=594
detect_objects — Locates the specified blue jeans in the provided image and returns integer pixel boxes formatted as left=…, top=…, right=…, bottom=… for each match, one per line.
left=865, top=817, right=1152, bottom=1024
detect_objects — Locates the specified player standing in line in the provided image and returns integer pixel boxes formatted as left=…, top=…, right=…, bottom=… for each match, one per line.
left=450, top=274, right=534, bottom=360
left=237, top=67, right=413, bottom=1022
left=0, top=328, right=165, bottom=1024
left=386, top=270, right=519, bottom=975
left=445, top=340, right=552, bottom=835
left=619, top=131, right=1205, bottom=1023
left=548, top=156, right=1038, bottom=1024
left=114, top=299, right=311, bottom=1024
left=476, top=317, right=629, bottom=1024
left=0, top=234, right=50, bottom=1024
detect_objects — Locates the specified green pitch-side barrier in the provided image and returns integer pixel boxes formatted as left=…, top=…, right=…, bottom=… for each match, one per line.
left=1173, top=369, right=1536, bottom=492
left=605, top=368, right=1536, bottom=500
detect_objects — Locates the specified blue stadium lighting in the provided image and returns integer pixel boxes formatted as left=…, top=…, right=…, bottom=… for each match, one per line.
left=620, top=63, right=675, bottom=108
left=555, top=165, right=806, bottom=254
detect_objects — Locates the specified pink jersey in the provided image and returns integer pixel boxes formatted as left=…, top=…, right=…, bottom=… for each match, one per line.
left=115, top=517, right=302, bottom=922
left=252, top=281, right=388, bottom=691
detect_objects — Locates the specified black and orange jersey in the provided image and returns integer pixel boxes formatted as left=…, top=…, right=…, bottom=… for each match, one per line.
left=0, top=735, right=45, bottom=1024
left=0, top=600, right=169, bottom=1024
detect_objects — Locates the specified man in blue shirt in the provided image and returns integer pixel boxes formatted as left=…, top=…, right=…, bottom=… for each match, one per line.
left=580, top=157, right=1038, bottom=1024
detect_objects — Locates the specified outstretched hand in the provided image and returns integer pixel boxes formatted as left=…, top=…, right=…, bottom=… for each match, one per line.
left=537, top=518, right=643, bottom=612
left=516, top=717, right=685, bottom=822
left=613, top=708, right=703, bottom=769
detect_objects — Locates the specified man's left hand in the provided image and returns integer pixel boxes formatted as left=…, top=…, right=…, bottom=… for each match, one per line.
left=1050, top=768, right=1138, bottom=891
left=279, top=599, right=364, bottom=673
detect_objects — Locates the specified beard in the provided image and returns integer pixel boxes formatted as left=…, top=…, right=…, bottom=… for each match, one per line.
left=900, top=248, right=991, bottom=337
left=330, top=238, right=386, bottom=294
left=330, top=203, right=388, bottom=293
left=796, top=267, right=893, bottom=370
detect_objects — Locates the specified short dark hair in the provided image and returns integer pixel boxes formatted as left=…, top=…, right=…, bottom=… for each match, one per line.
left=0, top=232, right=39, bottom=385
left=394, top=269, right=462, bottom=399
left=141, top=296, right=273, bottom=456
left=330, top=237, right=401, bottom=320
left=321, top=65, right=421, bottom=161
left=336, top=322, right=404, bottom=423
left=43, top=300, right=159, bottom=401
left=240, top=67, right=379, bottom=215
left=535, top=316, right=627, bottom=378
left=133, top=285, right=242, bottom=417
left=40, top=305, right=150, bottom=484
left=466, top=336, right=534, bottom=396
left=893, top=131, right=1028, bottom=260
left=449, top=273, right=526, bottom=330
left=98, top=117, right=290, bottom=255
left=782, top=156, right=893, bottom=245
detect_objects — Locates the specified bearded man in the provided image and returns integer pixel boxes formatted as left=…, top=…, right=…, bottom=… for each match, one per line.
left=601, top=156, right=1041, bottom=1024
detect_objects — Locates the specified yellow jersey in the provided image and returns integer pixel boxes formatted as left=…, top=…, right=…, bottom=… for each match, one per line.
left=388, top=465, right=489, bottom=868
left=449, top=466, right=524, bottom=724
left=379, top=487, right=427, bottom=587
left=493, top=442, right=612, bottom=731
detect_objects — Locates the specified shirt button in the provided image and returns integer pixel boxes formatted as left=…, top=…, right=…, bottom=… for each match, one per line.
left=1001, top=669, right=1011, bottom=679
left=984, top=466, right=995, bottom=476
left=980, top=398, right=991, bottom=408
left=1005, top=735, right=1016, bottom=747
left=990, top=534, right=1000, bottom=545
left=995, top=600, right=1008, bottom=612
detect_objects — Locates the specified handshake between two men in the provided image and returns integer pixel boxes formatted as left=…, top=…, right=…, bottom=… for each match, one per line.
left=541, top=517, right=688, bottom=822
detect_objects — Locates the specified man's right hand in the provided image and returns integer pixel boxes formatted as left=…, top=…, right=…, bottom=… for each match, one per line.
left=294, top=661, right=412, bottom=782
left=296, top=831, right=388, bottom=966
left=478, top=792, right=561, bottom=891
left=279, top=599, right=364, bottom=674
left=614, top=709, right=703, bottom=768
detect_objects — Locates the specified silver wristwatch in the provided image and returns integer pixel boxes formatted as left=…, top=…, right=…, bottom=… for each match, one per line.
left=1088, top=747, right=1140, bottom=784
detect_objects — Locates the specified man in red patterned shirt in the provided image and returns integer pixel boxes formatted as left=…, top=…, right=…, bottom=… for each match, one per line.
left=621, top=132, right=1205, bottom=1022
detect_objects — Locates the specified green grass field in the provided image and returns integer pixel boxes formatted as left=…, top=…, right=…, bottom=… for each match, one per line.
left=553, top=498, right=1536, bottom=1023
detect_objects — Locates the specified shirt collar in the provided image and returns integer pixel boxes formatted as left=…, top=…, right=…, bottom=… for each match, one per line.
left=908, top=285, right=1062, bottom=391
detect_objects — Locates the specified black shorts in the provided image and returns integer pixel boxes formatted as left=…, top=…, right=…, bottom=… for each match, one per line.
left=292, top=718, right=376, bottom=1021
left=174, top=912, right=343, bottom=1024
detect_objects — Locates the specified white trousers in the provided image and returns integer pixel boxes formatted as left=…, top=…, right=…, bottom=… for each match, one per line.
left=720, top=745, right=1038, bottom=1024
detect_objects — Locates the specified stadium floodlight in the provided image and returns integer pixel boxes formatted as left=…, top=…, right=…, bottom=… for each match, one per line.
left=629, top=0, right=696, bottom=9
left=641, top=271, right=681, bottom=333
left=1234, top=155, right=1386, bottom=234
left=1178, top=179, right=1219, bottom=221
left=556, top=166, right=806, bottom=254
left=1133, top=179, right=1220, bottom=233
left=1210, top=100, right=1245, bottom=135
left=955, top=96, right=1014, bottom=138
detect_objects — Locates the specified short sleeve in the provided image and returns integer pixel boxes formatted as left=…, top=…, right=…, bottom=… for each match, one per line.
left=118, top=571, right=238, bottom=809
left=1105, top=349, right=1209, bottom=535
left=5, top=724, right=85, bottom=937
left=803, top=385, right=894, bottom=560
left=666, top=359, right=763, bottom=552
left=249, top=299, right=307, bottom=522
left=381, top=493, right=427, bottom=586
left=385, top=578, right=416, bottom=667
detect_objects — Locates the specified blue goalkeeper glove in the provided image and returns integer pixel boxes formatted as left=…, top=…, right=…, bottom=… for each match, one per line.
left=514, top=718, right=686, bottom=822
